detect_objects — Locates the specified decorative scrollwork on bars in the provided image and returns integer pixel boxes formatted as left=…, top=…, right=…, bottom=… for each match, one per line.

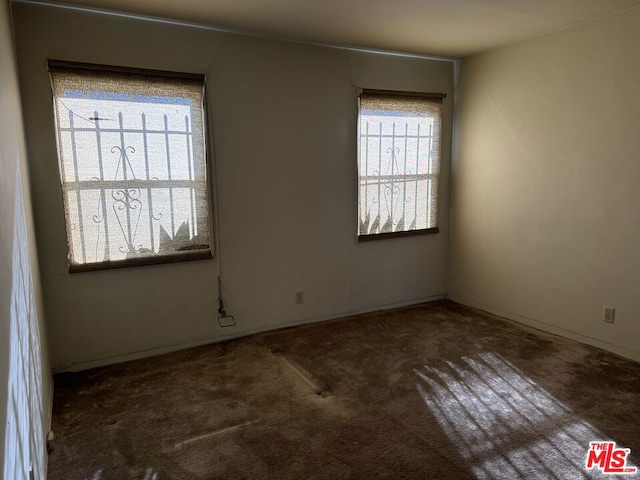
left=379, top=147, right=399, bottom=232
left=359, top=137, right=421, bottom=235
left=109, top=146, right=144, bottom=256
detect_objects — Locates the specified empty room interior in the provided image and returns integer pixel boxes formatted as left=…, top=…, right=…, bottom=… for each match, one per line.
left=3, top=0, right=640, bottom=478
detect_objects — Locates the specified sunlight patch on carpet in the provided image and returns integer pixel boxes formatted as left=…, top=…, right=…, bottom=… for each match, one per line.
left=416, top=352, right=619, bottom=479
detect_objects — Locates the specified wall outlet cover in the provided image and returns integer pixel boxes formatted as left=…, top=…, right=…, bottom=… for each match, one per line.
left=603, top=306, right=615, bottom=324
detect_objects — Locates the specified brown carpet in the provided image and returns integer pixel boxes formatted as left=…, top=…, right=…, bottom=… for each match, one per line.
left=48, top=300, right=640, bottom=479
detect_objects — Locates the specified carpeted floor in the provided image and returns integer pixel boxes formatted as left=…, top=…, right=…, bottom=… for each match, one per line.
left=48, top=300, right=640, bottom=479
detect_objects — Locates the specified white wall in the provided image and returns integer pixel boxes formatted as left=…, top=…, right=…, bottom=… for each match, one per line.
left=451, top=6, right=640, bottom=361
left=0, top=0, right=52, bottom=478
left=12, top=3, right=454, bottom=370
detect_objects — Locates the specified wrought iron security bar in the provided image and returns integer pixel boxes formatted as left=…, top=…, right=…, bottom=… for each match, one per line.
left=359, top=119, right=438, bottom=236
left=59, top=108, right=203, bottom=266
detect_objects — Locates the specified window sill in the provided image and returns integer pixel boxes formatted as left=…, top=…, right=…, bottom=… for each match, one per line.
left=68, top=249, right=213, bottom=273
left=357, top=227, right=439, bottom=242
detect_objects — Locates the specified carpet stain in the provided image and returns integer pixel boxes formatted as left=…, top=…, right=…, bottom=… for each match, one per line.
left=278, top=355, right=327, bottom=397
left=174, top=420, right=260, bottom=450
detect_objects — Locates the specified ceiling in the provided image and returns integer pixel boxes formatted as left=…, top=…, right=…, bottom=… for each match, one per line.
left=36, top=0, right=640, bottom=58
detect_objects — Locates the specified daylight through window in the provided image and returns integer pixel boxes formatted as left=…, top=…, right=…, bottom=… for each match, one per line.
left=358, top=90, right=444, bottom=241
left=49, top=61, right=212, bottom=272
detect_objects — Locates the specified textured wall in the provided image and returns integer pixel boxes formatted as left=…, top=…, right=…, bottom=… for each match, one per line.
left=0, top=0, right=52, bottom=478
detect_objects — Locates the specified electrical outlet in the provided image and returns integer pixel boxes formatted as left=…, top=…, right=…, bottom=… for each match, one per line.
left=603, top=306, right=615, bottom=324
left=295, top=290, right=304, bottom=304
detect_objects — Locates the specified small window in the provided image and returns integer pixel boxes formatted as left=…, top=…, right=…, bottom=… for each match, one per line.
left=48, top=61, right=212, bottom=272
left=357, top=89, right=444, bottom=241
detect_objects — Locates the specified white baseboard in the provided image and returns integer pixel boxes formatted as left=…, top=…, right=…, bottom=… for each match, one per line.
left=450, top=295, right=640, bottom=363
left=52, top=294, right=447, bottom=372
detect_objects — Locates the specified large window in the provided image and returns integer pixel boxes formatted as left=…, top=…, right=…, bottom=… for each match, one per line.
left=49, top=61, right=212, bottom=272
left=358, top=89, right=444, bottom=241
